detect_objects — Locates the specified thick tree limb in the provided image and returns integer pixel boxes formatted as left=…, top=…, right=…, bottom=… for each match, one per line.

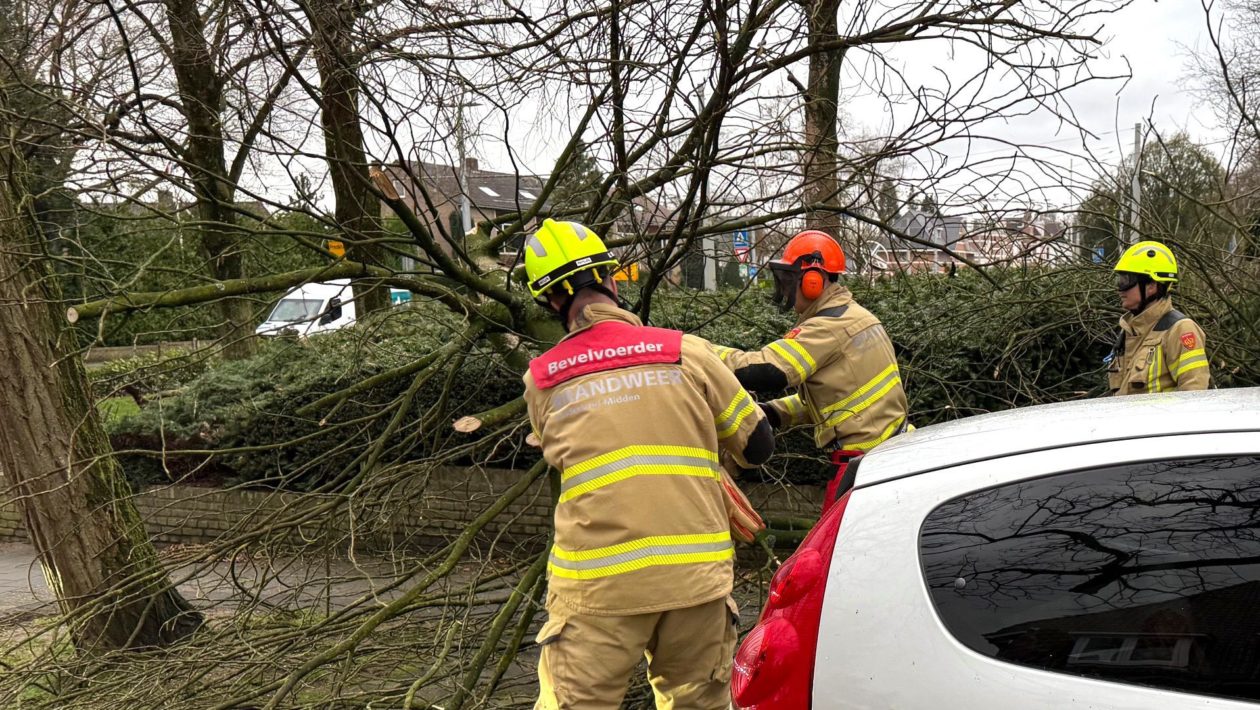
left=66, top=260, right=475, bottom=322
left=453, top=396, right=526, bottom=434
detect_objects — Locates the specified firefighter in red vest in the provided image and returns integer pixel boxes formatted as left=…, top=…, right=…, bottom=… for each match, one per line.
left=712, top=230, right=910, bottom=510
left=522, top=219, right=774, bottom=709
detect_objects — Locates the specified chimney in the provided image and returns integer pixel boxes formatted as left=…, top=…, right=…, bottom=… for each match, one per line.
left=464, top=157, right=479, bottom=173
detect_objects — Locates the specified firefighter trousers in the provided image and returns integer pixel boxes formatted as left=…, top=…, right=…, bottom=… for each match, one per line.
left=534, top=594, right=740, bottom=710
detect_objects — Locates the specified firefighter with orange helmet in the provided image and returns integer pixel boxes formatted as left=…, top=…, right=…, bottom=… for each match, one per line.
left=521, top=219, right=775, bottom=709
left=712, top=230, right=910, bottom=510
left=1107, top=240, right=1210, bottom=394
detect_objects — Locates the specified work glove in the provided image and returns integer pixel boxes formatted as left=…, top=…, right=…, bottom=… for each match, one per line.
left=757, top=400, right=781, bottom=429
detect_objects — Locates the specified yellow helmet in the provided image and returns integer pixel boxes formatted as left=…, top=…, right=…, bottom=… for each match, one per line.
left=1115, top=240, right=1178, bottom=283
left=524, top=219, right=619, bottom=298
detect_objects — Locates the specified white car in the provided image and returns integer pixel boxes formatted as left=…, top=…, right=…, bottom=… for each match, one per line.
left=733, top=388, right=1260, bottom=709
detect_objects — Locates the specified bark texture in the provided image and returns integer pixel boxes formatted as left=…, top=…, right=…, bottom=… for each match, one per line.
left=164, top=0, right=257, bottom=359
left=307, top=0, right=391, bottom=315
left=0, top=165, right=203, bottom=651
left=803, top=0, right=845, bottom=239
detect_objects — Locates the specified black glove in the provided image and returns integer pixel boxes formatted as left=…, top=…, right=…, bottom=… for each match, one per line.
left=757, top=401, right=781, bottom=429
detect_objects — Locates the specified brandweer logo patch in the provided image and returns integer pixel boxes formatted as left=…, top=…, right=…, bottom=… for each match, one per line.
left=547, top=341, right=664, bottom=375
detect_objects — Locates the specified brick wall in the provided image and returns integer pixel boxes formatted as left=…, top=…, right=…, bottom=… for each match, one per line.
left=0, top=467, right=822, bottom=549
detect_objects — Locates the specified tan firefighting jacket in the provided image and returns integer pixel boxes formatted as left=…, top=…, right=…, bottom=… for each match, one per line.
left=523, top=304, right=765, bottom=616
left=1108, top=297, right=1210, bottom=396
left=714, top=284, right=909, bottom=451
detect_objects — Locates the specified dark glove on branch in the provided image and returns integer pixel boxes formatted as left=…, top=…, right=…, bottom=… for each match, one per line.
left=757, top=401, right=781, bottom=429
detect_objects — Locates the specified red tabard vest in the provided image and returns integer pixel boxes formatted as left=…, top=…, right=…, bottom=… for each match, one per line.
left=529, top=321, right=683, bottom=390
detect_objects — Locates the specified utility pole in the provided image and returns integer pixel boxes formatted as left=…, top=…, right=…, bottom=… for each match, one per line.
left=1128, top=121, right=1143, bottom=245
left=455, top=100, right=472, bottom=235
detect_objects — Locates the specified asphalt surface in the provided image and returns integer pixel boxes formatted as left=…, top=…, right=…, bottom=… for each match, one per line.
left=0, top=541, right=434, bottom=622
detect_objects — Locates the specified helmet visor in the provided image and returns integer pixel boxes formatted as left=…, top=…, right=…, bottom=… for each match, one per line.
left=1115, top=272, right=1144, bottom=292
left=768, top=261, right=799, bottom=312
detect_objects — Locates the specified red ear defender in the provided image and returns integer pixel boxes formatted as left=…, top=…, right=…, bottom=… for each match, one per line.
left=800, top=268, right=826, bottom=300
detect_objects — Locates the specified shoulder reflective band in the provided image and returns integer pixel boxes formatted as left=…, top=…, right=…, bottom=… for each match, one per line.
left=821, top=363, right=901, bottom=426
left=1171, top=348, right=1207, bottom=380
left=560, top=444, right=720, bottom=503
left=716, top=390, right=756, bottom=439
left=549, top=531, right=734, bottom=580
left=767, top=338, right=817, bottom=380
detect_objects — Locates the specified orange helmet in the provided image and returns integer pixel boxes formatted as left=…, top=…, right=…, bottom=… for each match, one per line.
left=774, top=230, right=845, bottom=274
left=767, top=230, right=846, bottom=310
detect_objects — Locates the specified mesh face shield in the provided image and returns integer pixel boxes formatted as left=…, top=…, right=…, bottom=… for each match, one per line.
left=768, top=262, right=800, bottom=312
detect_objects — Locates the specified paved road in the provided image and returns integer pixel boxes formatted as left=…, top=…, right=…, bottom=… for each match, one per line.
left=0, top=543, right=52, bottom=616
left=0, top=541, right=429, bottom=622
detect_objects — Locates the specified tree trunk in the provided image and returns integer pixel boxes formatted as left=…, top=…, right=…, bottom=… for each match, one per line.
left=0, top=163, right=203, bottom=652
left=803, top=0, right=845, bottom=241
left=307, top=0, right=390, bottom=316
left=165, top=0, right=257, bottom=359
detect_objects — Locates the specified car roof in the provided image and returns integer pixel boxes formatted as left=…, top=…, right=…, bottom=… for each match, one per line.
left=856, top=388, right=1260, bottom=487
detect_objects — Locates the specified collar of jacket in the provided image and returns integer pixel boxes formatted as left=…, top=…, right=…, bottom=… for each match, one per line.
left=565, top=303, right=643, bottom=339
left=1120, top=297, right=1173, bottom=338
left=796, top=283, right=853, bottom=324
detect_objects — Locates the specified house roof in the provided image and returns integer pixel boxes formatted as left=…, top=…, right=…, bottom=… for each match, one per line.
left=885, top=210, right=965, bottom=249
left=383, top=160, right=548, bottom=214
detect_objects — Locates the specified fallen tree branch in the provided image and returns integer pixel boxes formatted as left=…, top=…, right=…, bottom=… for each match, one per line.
left=66, top=261, right=475, bottom=322
left=245, top=459, right=549, bottom=710
left=445, top=546, right=549, bottom=710
left=453, top=397, right=526, bottom=434
left=298, top=323, right=487, bottom=417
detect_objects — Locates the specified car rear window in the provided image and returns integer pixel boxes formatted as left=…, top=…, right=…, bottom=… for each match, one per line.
left=921, top=456, right=1260, bottom=702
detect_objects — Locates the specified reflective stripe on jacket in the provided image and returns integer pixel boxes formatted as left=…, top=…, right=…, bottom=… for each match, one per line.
left=1108, top=298, right=1210, bottom=396
left=523, top=304, right=765, bottom=615
left=719, top=284, right=910, bottom=451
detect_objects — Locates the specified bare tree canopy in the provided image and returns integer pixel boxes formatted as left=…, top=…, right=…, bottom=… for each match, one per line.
left=0, top=0, right=1257, bottom=705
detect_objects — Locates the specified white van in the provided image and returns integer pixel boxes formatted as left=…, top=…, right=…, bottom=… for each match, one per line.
left=256, top=280, right=356, bottom=338
left=255, top=279, right=413, bottom=338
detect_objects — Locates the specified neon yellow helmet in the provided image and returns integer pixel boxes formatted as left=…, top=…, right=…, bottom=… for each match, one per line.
left=524, top=219, right=619, bottom=299
left=1115, top=240, right=1178, bottom=283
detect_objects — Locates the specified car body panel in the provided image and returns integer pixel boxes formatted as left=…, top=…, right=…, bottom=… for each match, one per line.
left=816, top=431, right=1260, bottom=709
left=856, top=389, right=1260, bottom=489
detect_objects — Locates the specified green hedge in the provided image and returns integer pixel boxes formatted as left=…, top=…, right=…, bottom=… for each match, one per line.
left=65, top=209, right=331, bottom=347
left=100, top=267, right=1260, bottom=489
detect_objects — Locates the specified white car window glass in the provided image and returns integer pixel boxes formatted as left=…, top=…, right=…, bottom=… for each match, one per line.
left=921, top=456, right=1260, bottom=703
left=268, top=298, right=323, bottom=322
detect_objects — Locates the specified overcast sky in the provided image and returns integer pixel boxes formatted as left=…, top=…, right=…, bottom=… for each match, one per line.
left=839, top=0, right=1232, bottom=211
left=268, top=0, right=1233, bottom=214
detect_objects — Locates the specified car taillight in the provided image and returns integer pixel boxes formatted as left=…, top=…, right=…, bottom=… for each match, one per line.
left=732, top=490, right=853, bottom=710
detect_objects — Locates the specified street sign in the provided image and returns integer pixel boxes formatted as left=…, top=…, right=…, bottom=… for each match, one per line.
left=733, top=229, right=751, bottom=263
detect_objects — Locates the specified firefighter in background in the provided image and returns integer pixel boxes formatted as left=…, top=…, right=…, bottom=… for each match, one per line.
left=1107, top=240, right=1210, bottom=395
left=521, top=219, right=774, bottom=709
left=712, top=230, right=910, bottom=511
